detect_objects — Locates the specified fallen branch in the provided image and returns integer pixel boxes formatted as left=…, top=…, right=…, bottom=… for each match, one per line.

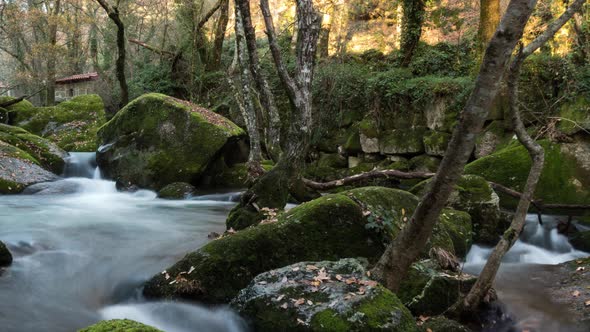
left=128, top=38, right=175, bottom=57
left=0, top=87, right=44, bottom=108
left=302, top=169, right=435, bottom=191
left=303, top=168, right=590, bottom=214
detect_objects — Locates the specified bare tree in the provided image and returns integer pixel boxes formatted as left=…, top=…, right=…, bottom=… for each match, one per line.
left=370, top=0, right=539, bottom=292
left=234, top=0, right=282, bottom=161
left=228, top=4, right=263, bottom=172
left=456, top=0, right=587, bottom=314
left=227, top=0, right=322, bottom=230
left=95, top=0, right=129, bottom=108
left=208, top=0, right=229, bottom=70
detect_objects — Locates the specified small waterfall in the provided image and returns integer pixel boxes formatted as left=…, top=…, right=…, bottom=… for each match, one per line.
left=63, top=152, right=101, bottom=179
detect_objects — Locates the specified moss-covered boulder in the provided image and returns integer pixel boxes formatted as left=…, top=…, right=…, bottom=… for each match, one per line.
left=397, top=260, right=477, bottom=316
left=419, top=316, right=471, bottom=332
left=474, top=121, right=514, bottom=159
left=231, top=258, right=417, bottom=332
left=0, top=124, right=67, bottom=173
left=12, top=95, right=106, bottom=151
left=0, top=97, right=35, bottom=124
left=423, top=131, right=450, bottom=157
left=0, top=240, right=12, bottom=267
left=558, top=97, right=590, bottom=135
left=78, top=319, right=162, bottom=332
left=143, top=187, right=468, bottom=303
left=408, top=155, right=441, bottom=173
left=158, top=182, right=196, bottom=199
left=412, top=175, right=501, bottom=245
left=0, top=140, right=59, bottom=194
left=359, top=118, right=380, bottom=154
left=317, top=153, right=348, bottom=169
left=97, top=93, right=246, bottom=190
left=465, top=139, right=590, bottom=214
left=380, top=128, right=426, bottom=155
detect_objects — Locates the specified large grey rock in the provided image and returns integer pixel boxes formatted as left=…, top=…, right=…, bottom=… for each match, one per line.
left=231, top=258, right=417, bottom=332
left=0, top=142, right=59, bottom=194
left=22, top=180, right=82, bottom=195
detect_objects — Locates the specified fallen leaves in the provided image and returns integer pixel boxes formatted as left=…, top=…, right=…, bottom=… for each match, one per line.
left=572, top=290, right=581, bottom=297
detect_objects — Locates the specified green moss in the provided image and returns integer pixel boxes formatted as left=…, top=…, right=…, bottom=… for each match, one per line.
left=359, top=118, right=379, bottom=138
left=311, top=309, right=351, bottom=332
left=0, top=124, right=66, bottom=173
left=343, top=128, right=362, bottom=154
left=438, top=209, right=472, bottom=257
left=78, top=319, right=162, bottom=332
left=380, top=128, right=426, bottom=155
left=0, top=140, right=39, bottom=164
left=356, top=286, right=416, bottom=331
left=420, top=316, right=470, bottom=332
left=408, top=155, right=441, bottom=173
left=318, top=153, right=348, bottom=169
left=98, top=93, right=245, bottom=190
left=0, top=97, right=35, bottom=113
left=158, top=182, right=195, bottom=199
left=12, top=94, right=107, bottom=151
left=465, top=140, right=590, bottom=210
left=423, top=131, right=450, bottom=156
left=146, top=187, right=459, bottom=303
left=558, top=96, right=590, bottom=135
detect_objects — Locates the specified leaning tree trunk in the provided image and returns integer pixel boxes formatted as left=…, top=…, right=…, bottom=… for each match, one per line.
left=235, top=0, right=282, bottom=161
left=370, top=0, right=538, bottom=293
left=455, top=0, right=586, bottom=315
left=226, top=0, right=321, bottom=230
left=95, top=0, right=129, bottom=108
left=229, top=5, right=263, bottom=170
left=208, top=0, right=229, bottom=70
left=400, top=0, right=426, bottom=67
left=478, top=0, right=502, bottom=56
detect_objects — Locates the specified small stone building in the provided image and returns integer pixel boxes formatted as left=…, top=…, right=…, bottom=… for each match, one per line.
left=55, top=72, right=99, bottom=101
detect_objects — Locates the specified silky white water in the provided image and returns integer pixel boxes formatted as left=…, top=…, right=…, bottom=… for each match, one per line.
left=0, top=153, right=246, bottom=332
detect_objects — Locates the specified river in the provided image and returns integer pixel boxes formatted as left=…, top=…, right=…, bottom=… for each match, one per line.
left=0, top=153, right=587, bottom=331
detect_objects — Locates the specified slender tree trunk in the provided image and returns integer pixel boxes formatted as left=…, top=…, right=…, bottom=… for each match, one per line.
left=226, top=0, right=321, bottom=230
left=95, top=0, right=129, bottom=108
left=478, top=0, right=501, bottom=55
left=370, top=0, right=538, bottom=293
left=208, top=0, right=229, bottom=70
left=46, top=0, right=61, bottom=105
left=400, top=0, right=426, bottom=67
left=456, top=0, right=586, bottom=314
left=235, top=0, right=282, bottom=161
left=318, top=8, right=334, bottom=58
left=230, top=5, right=263, bottom=168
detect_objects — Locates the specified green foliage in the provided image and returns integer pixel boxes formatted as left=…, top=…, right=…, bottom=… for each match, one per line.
left=409, top=41, right=476, bottom=77
left=129, top=62, right=176, bottom=98
left=78, top=319, right=162, bottom=332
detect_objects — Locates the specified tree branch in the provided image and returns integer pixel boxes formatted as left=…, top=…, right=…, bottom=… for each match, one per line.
left=128, top=38, right=175, bottom=56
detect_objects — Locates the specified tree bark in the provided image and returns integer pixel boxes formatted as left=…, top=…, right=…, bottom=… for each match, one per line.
left=370, top=0, right=538, bottom=293
left=235, top=0, right=282, bottom=161
left=456, top=0, right=586, bottom=314
left=478, top=0, right=502, bottom=55
left=46, top=0, right=61, bottom=106
left=208, top=0, right=229, bottom=70
left=302, top=169, right=435, bottom=191
left=400, top=0, right=426, bottom=67
left=230, top=4, right=263, bottom=168
left=95, top=0, right=129, bottom=108
left=226, top=0, right=321, bottom=230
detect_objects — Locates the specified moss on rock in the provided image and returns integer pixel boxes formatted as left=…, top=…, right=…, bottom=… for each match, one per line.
left=380, top=128, right=426, bottom=155
left=12, top=95, right=106, bottom=151
left=144, top=187, right=463, bottom=303
left=465, top=140, right=590, bottom=213
left=412, top=175, right=500, bottom=245
left=558, top=97, right=590, bottom=135
left=78, top=319, right=162, bottom=332
left=97, top=93, right=246, bottom=190
left=158, top=182, right=196, bottom=199
left=231, top=258, right=417, bottom=332
left=570, top=231, right=590, bottom=252
left=0, top=123, right=67, bottom=173
left=419, top=316, right=471, bottom=332
left=423, top=131, right=450, bottom=157
left=0, top=140, right=59, bottom=194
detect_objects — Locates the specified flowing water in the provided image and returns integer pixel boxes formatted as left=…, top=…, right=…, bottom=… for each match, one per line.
left=0, top=153, right=247, bottom=332
left=1, top=152, right=588, bottom=331
left=464, top=215, right=589, bottom=332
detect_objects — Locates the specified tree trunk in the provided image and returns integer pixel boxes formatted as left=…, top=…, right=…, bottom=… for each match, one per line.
left=455, top=0, right=586, bottom=315
left=208, top=0, right=229, bottom=70
left=478, top=0, right=501, bottom=55
left=400, top=0, right=426, bottom=67
left=370, top=0, right=538, bottom=293
left=229, top=4, right=263, bottom=168
left=46, top=0, right=61, bottom=106
left=95, top=0, right=129, bottom=108
left=226, top=0, right=321, bottom=230
left=235, top=0, right=282, bottom=161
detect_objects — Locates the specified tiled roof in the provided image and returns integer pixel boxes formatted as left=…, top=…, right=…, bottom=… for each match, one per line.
left=56, top=72, right=99, bottom=84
